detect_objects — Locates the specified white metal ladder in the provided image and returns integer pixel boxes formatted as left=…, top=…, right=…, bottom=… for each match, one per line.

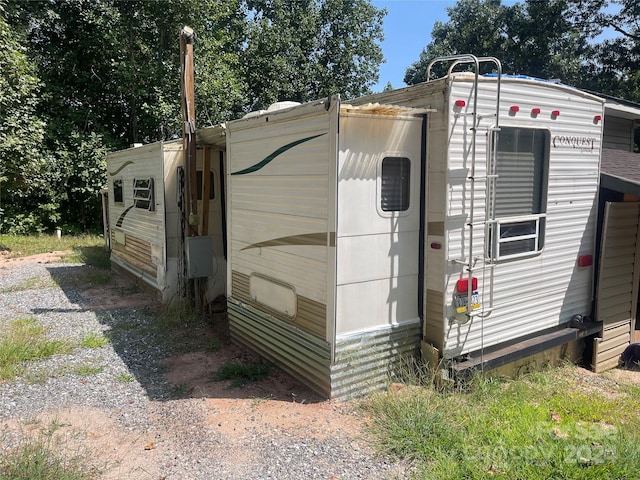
left=426, top=54, right=503, bottom=323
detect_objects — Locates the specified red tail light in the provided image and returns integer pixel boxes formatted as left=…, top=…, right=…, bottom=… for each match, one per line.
left=456, top=277, right=478, bottom=293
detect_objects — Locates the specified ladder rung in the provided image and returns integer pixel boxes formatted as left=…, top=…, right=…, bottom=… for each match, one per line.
left=467, top=175, right=498, bottom=181
left=466, top=307, right=495, bottom=318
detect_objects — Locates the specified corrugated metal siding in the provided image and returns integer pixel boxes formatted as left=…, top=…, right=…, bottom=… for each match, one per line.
left=440, top=78, right=603, bottom=356
left=228, top=299, right=420, bottom=399
left=228, top=300, right=332, bottom=397
left=593, top=202, right=640, bottom=372
left=332, top=321, right=422, bottom=399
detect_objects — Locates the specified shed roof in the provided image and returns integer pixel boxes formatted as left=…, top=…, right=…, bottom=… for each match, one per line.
left=582, top=90, right=640, bottom=120
left=601, top=148, right=640, bottom=197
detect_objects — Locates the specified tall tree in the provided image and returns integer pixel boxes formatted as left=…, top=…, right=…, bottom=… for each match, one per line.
left=586, top=0, right=640, bottom=102
left=4, top=0, right=385, bottom=232
left=0, top=1, right=53, bottom=233
left=6, top=0, right=247, bottom=232
left=404, top=0, right=592, bottom=86
left=242, top=0, right=384, bottom=110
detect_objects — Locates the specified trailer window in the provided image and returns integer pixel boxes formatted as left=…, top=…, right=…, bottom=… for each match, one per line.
left=381, top=156, right=410, bottom=212
left=197, top=170, right=215, bottom=200
left=491, top=128, right=549, bottom=260
left=113, top=179, right=123, bottom=204
left=133, top=178, right=155, bottom=211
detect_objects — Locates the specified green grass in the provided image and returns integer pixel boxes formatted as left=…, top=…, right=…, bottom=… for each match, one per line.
left=79, top=334, right=109, bottom=349
left=0, top=426, right=97, bottom=480
left=0, top=276, right=57, bottom=293
left=0, top=318, right=73, bottom=381
left=157, top=303, right=201, bottom=331
left=361, top=364, right=640, bottom=479
left=211, top=361, right=272, bottom=388
left=0, top=234, right=109, bottom=269
left=170, top=383, right=189, bottom=397
left=71, top=365, right=103, bottom=376
left=114, top=373, right=135, bottom=383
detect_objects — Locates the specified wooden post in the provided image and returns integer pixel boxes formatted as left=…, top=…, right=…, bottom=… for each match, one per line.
left=180, top=26, right=198, bottom=237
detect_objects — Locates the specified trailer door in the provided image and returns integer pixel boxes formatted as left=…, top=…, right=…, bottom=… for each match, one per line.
left=593, top=201, right=640, bottom=372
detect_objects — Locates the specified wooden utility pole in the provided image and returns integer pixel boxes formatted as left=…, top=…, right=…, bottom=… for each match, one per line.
left=180, top=26, right=198, bottom=236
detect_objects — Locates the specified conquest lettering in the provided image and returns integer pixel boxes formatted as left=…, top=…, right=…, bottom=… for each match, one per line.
left=552, top=135, right=595, bottom=150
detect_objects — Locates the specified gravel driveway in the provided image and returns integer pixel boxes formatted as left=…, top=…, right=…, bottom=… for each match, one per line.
left=0, top=258, right=409, bottom=479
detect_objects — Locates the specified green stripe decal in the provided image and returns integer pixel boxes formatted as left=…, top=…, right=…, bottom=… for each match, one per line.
left=241, top=232, right=335, bottom=251
left=116, top=206, right=134, bottom=227
left=108, top=161, right=134, bottom=176
left=231, top=133, right=326, bottom=175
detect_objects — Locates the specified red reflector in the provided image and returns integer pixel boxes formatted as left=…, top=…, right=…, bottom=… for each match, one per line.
left=430, top=242, right=442, bottom=250
left=456, top=277, right=478, bottom=293
left=455, top=99, right=466, bottom=107
left=578, top=255, right=593, bottom=267
left=594, top=115, right=602, bottom=122
left=510, top=105, right=520, bottom=112
left=531, top=107, right=541, bottom=115
left=551, top=110, right=560, bottom=117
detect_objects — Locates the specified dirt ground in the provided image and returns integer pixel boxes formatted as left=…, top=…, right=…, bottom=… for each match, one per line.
left=0, top=252, right=375, bottom=479
left=3, top=251, right=640, bottom=479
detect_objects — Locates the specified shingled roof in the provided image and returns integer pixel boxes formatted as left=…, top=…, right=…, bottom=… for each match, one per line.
left=601, top=148, right=640, bottom=197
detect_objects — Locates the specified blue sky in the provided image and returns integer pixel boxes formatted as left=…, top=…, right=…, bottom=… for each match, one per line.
left=371, top=0, right=619, bottom=93
left=371, top=0, right=457, bottom=91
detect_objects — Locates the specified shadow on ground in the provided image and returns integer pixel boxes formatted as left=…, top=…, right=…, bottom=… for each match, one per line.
left=45, top=264, right=325, bottom=405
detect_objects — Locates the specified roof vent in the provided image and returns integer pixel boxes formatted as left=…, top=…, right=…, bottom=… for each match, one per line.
left=267, top=101, right=301, bottom=112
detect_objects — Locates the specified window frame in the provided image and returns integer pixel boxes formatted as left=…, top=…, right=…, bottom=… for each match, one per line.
left=112, top=178, right=124, bottom=205
left=378, top=155, right=412, bottom=215
left=488, top=127, right=550, bottom=261
left=133, top=177, right=155, bottom=212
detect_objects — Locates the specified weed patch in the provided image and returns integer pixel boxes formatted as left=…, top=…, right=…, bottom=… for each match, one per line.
left=71, top=365, right=104, bottom=377
left=0, top=318, right=72, bottom=381
left=362, top=366, right=640, bottom=479
left=0, top=420, right=98, bottom=480
left=63, top=246, right=110, bottom=269
left=211, top=361, right=272, bottom=388
left=0, top=276, right=56, bottom=293
left=114, top=373, right=135, bottom=383
left=79, top=334, right=109, bottom=349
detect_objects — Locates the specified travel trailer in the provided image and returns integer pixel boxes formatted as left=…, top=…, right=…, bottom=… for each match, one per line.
left=105, top=55, right=609, bottom=398
left=104, top=136, right=226, bottom=305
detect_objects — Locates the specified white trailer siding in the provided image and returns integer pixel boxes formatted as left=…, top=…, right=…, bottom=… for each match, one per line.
left=107, top=137, right=226, bottom=304
left=224, top=99, right=428, bottom=397
left=335, top=113, right=423, bottom=335
left=107, top=142, right=171, bottom=291
left=442, top=77, right=603, bottom=357
left=226, top=100, right=336, bottom=339
left=351, top=74, right=604, bottom=360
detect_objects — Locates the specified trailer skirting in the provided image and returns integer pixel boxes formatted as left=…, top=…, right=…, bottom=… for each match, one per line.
left=228, top=299, right=422, bottom=399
